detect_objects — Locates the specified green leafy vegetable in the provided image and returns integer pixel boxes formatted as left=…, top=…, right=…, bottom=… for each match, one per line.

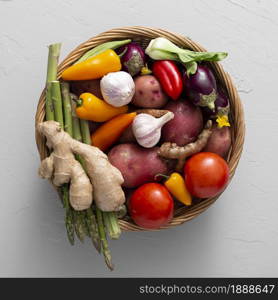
left=145, top=37, right=227, bottom=75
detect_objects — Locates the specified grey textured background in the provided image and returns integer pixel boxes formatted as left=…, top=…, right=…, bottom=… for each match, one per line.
left=1, top=0, right=278, bottom=277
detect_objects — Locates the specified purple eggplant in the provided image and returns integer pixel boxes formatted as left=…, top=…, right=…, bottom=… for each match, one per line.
left=117, top=42, right=146, bottom=76
left=215, top=89, right=230, bottom=116
left=203, top=89, right=230, bottom=118
left=183, top=65, right=217, bottom=111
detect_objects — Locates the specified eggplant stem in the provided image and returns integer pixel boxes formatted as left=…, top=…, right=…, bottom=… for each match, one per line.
left=118, top=47, right=128, bottom=58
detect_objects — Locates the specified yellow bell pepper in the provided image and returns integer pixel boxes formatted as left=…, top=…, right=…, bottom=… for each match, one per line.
left=75, top=93, right=128, bottom=122
left=61, top=49, right=121, bottom=81
left=157, top=172, right=192, bottom=206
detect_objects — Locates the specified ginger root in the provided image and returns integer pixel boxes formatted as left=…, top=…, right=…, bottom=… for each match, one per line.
left=158, top=120, right=213, bottom=172
left=135, top=109, right=170, bottom=118
left=38, top=121, right=125, bottom=212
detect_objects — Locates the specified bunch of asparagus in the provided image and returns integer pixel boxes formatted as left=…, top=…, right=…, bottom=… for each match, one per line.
left=44, top=43, right=121, bottom=270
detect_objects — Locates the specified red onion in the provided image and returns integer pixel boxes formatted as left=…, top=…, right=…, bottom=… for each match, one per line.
left=117, top=42, right=146, bottom=76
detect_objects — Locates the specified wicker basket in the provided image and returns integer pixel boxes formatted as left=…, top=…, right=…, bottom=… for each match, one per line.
left=35, top=26, right=245, bottom=232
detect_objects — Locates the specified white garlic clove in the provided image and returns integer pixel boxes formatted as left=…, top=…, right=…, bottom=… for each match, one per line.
left=132, top=112, right=174, bottom=148
left=100, top=71, right=135, bottom=107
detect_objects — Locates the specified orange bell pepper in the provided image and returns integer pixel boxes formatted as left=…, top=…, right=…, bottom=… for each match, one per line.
left=75, top=92, right=128, bottom=122
left=61, top=49, right=121, bottom=81
left=91, top=112, right=137, bottom=151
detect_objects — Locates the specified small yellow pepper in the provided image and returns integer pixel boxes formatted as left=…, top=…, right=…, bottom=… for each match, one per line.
left=61, top=49, right=121, bottom=81
left=91, top=112, right=137, bottom=151
left=157, top=172, right=192, bottom=206
left=75, top=93, right=128, bottom=122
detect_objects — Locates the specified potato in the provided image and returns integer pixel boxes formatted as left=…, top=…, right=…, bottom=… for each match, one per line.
left=203, top=124, right=231, bottom=158
left=132, top=75, right=168, bottom=108
left=70, top=79, right=102, bottom=98
left=161, top=100, right=203, bottom=146
left=108, top=143, right=170, bottom=188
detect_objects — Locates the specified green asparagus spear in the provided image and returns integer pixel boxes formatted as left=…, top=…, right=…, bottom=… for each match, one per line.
left=45, top=43, right=75, bottom=245
left=45, top=43, right=61, bottom=120
left=61, top=82, right=73, bottom=136
left=96, top=207, right=114, bottom=270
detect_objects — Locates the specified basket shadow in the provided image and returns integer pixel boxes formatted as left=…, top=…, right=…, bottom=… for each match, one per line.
left=109, top=208, right=218, bottom=276
left=13, top=176, right=220, bottom=276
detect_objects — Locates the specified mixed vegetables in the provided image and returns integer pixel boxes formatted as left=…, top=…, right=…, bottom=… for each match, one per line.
left=39, top=36, right=232, bottom=269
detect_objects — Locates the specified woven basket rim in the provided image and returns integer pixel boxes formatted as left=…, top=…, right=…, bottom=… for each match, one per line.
left=35, top=26, right=245, bottom=232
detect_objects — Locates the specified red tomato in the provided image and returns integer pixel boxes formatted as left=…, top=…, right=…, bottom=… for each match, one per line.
left=184, top=152, right=229, bottom=198
left=129, top=183, right=174, bottom=229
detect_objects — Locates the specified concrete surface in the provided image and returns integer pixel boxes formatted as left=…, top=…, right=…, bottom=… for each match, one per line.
left=0, top=0, right=277, bottom=277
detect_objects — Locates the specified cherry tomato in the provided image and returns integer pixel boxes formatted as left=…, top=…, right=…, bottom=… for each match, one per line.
left=129, top=183, right=174, bottom=229
left=184, top=152, right=229, bottom=198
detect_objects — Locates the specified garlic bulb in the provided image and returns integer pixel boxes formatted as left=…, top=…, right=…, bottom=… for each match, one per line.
left=100, top=71, right=135, bottom=107
left=132, top=112, right=174, bottom=148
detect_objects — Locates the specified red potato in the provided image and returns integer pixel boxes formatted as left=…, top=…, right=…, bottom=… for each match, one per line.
left=108, top=143, right=170, bottom=188
left=203, top=124, right=232, bottom=158
left=161, top=100, right=203, bottom=146
left=70, top=79, right=102, bottom=98
left=132, top=75, right=168, bottom=108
